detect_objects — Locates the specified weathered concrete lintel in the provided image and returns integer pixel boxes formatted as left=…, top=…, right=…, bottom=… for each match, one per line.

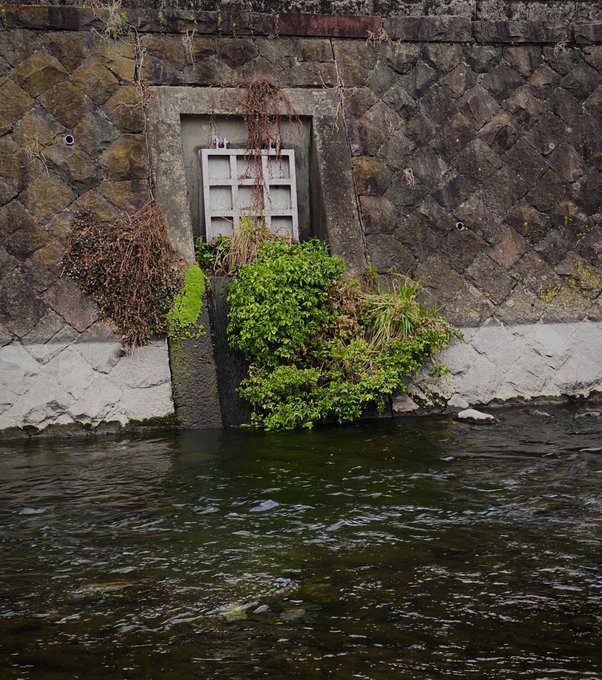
left=2, top=5, right=601, bottom=44
left=147, top=85, right=366, bottom=277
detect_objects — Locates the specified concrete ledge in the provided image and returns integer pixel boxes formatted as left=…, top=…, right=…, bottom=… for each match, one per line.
left=3, top=5, right=600, bottom=44
left=387, top=16, right=472, bottom=42
left=474, top=19, right=570, bottom=43
left=400, top=319, right=602, bottom=415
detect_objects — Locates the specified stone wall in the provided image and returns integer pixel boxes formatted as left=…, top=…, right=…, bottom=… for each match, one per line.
left=0, top=3, right=600, bottom=433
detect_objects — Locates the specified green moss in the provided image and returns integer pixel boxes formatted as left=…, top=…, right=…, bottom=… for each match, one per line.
left=126, top=413, right=179, bottom=429
left=166, top=263, right=207, bottom=344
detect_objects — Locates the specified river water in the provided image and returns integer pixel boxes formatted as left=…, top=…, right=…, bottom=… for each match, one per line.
left=1, top=407, right=601, bottom=679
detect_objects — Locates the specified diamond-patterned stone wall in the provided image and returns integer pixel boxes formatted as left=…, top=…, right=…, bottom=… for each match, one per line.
left=0, top=6, right=601, bottom=432
left=346, top=39, right=602, bottom=325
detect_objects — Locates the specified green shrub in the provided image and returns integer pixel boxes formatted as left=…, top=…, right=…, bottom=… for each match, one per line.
left=227, top=239, right=460, bottom=431
left=166, top=263, right=207, bottom=343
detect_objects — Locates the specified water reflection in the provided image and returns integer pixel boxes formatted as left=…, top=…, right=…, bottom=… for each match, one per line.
left=1, top=407, right=601, bottom=678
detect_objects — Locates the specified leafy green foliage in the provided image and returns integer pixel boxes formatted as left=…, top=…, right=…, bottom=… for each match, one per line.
left=227, top=239, right=460, bottom=431
left=195, top=235, right=231, bottom=272
left=166, top=263, right=207, bottom=344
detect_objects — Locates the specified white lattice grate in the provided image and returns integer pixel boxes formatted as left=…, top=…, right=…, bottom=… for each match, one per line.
left=200, top=148, right=299, bottom=241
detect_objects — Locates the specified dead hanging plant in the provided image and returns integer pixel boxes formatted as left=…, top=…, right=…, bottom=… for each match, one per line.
left=239, top=78, right=301, bottom=220
left=63, top=201, right=183, bottom=346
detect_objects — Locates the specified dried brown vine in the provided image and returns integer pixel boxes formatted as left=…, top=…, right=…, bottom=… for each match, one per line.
left=239, top=78, right=301, bottom=220
left=63, top=201, right=183, bottom=345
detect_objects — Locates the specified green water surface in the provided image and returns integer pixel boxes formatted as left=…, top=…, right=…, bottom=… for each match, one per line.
left=1, top=407, right=601, bottom=678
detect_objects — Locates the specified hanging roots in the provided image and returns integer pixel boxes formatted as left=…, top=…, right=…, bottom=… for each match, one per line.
left=63, top=201, right=183, bottom=346
left=240, top=78, right=301, bottom=220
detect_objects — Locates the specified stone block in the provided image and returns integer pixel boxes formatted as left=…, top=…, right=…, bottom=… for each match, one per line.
left=94, top=39, right=136, bottom=82
left=44, top=277, right=99, bottom=332
left=495, top=286, right=545, bottom=323
left=3, top=373, right=74, bottom=429
left=468, top=45, right=501, bottom=73
left=478, top=112, right=519, bottom=154
left=512, top=252, right=562, bottom=298
left=40, top=80, right=92, bottom=130
left=433, top=174, right=474, bottom=209
left=332, top=41, right=376, bottom=87
left=67, top=375, right=123, bottom=425
left=440, top=64, right=476, bottom=99
left=505, top=86, right=546, bottom=130
left=482, top=166, right=528, bottom=217
left=119, top=383, right=175, bottom=421
left=489, top=227, right=529, bottom=269
left=409, top=146, right=447, bottom=184
left=0, top=136, right=35, bottom=203
left=382, top=43, right=421, bottom=75
left=378, top=132, right=416, bottom=170
left=74, top=321, right=123, bottom=373
left=108, top=341, right=171, bottom=389
left=453, top=139, right=502, bottom=182
left=574, top=23, right=602, bottom=44
left=543, top=45, right=584, bottom=77
left=100, top=134, right=149, bottom=180
left=20, top=175, right=76, bottom=225
left=104, top=86, right=145, bottom=133
left=11, top=51, right=68, bottom=97
left=0, top=268, right=48, bottom=338
left=459, top=85, right=500, bottom=130
left=405, top=110, right=437, bottom=147
left=386, top=16, right=471, bottom=42
left=300, top=38, right=333, bottom=62
left=353, top=157, right=392, bottom=196
left=218, top=38, right=259, bottom=68
left=365, top=233, right=416, bottom=273
left=46, top=31, right=89, bottom=72
left=45, top=144, right=99, bottom=189
left=503, top=138, right=548, bottom=187
left=0, top=79, right=34, bottom=135
left=99, top=180, right=151, bottom=212
left=503, top=46, right=543, bottom=78
left=24, top=322, right=79, bottom=365
left=547, top=143, right=584, bottom=183
left=526, top=169, right=569, bottom=213
left=0, top=341, right=41, bottom=397
left=423, top=43, right=464, bottom=74
left=286, top=61, right=337, bottom=87
left=441, top=227, right=486, bottom=273
left=430, top=112, right=473, bottom=157
left=359, top=195, right=398, bottom=236
left=141, top=34, right=188, bottom=69
left=505, top=200, right=549, bottom=243
left=278, top=14, right=381, bottom=38
left=466, top=252, right=515, bottom=305
left=74, top=191, right=121, bottom=224
left=400, top=62, right=437, bottom=99
left=73, top=110, right=119, bottom=157
left=418, top=84, right=457, bottom=125
left=49, top=345, right=97, bottom=400
left=482, top=64, right=524, bottom=100
left=70, top=62, right=119, bottom=106
left=560, top=62, right=599, bottom=101
left=475, top=20, right=568, bottom=44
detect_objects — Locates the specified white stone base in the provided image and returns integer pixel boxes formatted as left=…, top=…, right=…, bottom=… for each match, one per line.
left=0, top=326, right=174, bottom=432
left=395, top=319, right=602, bottom=414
